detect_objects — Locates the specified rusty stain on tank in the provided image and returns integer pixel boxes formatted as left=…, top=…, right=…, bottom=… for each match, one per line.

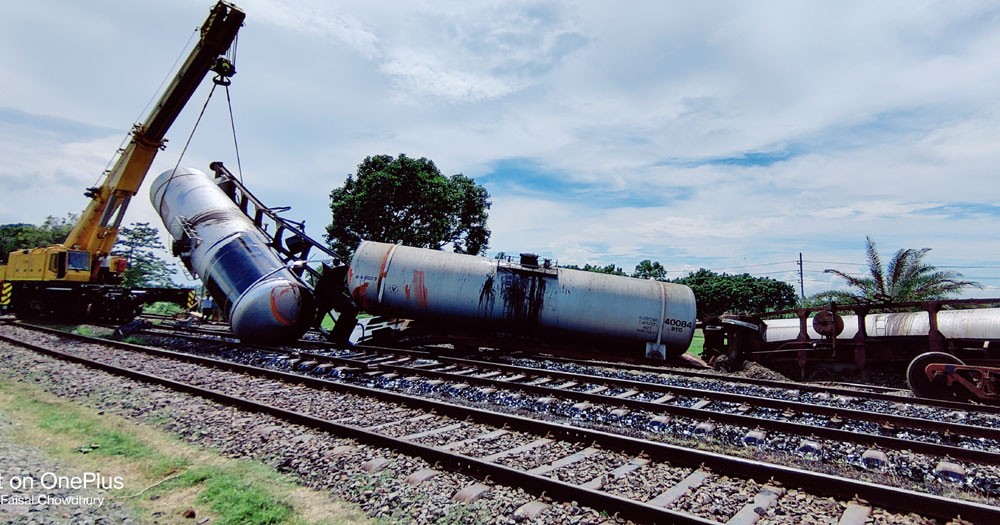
left=498, top=269, right=545, bottom=330
left=478, top=274, right=496, bottom=318
left=411, top=270, right=429, bottom=309
left=352, top=282, right=370, bottom=311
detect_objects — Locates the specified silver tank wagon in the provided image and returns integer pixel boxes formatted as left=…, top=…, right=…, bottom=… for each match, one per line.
left=150, top=167, right=314, bottom=343
left=348, top=241, right=697, bottom=358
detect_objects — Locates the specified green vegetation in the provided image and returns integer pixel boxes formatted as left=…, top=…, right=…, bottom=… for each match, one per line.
left=167, top=466, right=293, bottom=525
left=68, top=325, right=113, bottom=338
left=560, top=262, right=627, bottom=275
left=113, top=222, right=178, bottom=288
left=561, top=259, right=668, bottom=281
left=320, top=312, right=372, bottom=332
left=144, top=301, right=186, bottom=316
left=0, top=380, right=369, bottom=524
left=0, top=214, right=77, bottom=263
left=672, top=269, right=797, bottom=318
left=814, top=236, right=982, bottom=304
left=560, top=258, right=796, bottom=318
left=31, top=398, right=162, bottom=462
left=686, top=329, right=705, bottom=357
left=326, top=154, right=491, bottom=260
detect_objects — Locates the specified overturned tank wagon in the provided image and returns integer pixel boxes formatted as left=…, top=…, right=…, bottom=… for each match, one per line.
left=150, top=167, right=315, bottom=343
left=348, top=241, right=698, bottom=358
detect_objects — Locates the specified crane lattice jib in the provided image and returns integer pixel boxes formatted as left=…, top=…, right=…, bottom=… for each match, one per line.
left=63, top=1, right=245, bottom=257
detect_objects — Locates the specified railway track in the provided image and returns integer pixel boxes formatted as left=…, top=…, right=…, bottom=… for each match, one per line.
left=140, top=325, right=1000, bottom=465
left=2, top=320, right=998, bottom=523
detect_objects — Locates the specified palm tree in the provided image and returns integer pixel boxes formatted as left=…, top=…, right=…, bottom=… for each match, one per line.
left=813, top=236, right=981, bottom=304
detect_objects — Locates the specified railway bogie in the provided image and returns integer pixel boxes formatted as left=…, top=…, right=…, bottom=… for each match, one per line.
left=907, top=351, right=1000, bottom=404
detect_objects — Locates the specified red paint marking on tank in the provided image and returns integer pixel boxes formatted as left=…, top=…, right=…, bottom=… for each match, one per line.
left=412, top=270, right=429, bottom=309
left=269, top=285, right=295, bottom=326
left=352, top=283, right=370, bottom=310
left=376, top=248, right=392, bottom=285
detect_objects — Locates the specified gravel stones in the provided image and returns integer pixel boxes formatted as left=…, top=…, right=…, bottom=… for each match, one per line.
left=0, top=413, right=135, bottom=525
left=0, top=332, right=622, bottom=524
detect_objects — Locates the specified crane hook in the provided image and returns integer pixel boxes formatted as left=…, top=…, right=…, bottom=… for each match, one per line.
left=211, top=57, right=236, bottom=86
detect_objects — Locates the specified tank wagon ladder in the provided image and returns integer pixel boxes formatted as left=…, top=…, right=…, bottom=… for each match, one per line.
left=204, top=161, right=359, bottom=344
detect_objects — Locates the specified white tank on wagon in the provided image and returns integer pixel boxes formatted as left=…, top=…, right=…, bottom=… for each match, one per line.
left=764, top=308, right=1000, bottom=342
left=347, top=241, right=697, bottom=358
left=150, top=167, right=314, bottom=343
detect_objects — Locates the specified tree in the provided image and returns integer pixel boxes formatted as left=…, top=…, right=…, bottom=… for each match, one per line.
left=562, top=263, right=627, bottom=276
left=633, top=259, right=667, bottom=280
left=325, top=154, right=491, bottom=259
left=813, top=236, right=981, bottom=304
left=672, top=268, right=798, bottom=319
left=112, top=222, right=177, bottom=288
left=564, top=259, right=667, bottom=280
left=0, top=214, right=77, bottom=263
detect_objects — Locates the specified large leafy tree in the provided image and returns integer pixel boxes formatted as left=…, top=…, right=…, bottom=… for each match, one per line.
left=326, top=154, right=491, bottom=259
left=633, top=259, right=668, bottom=281
left=0, top=214, right=77, bottom=263
left=672, top=268, right=797, bottom=318
left=112, top=222, right=177, bottom=288
left=813, top=236, right=980, bottom=304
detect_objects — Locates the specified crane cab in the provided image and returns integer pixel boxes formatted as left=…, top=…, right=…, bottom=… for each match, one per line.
left=3, top=246, right=95, bottom=283
left=1, top=246, right=136, bottom=321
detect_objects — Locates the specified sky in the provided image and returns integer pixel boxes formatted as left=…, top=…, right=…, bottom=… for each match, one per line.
left=2, top=0, right=1000, bottom=299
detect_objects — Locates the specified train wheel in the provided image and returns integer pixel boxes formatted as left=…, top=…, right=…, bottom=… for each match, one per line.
left=907, top=351, right=964, bottom=400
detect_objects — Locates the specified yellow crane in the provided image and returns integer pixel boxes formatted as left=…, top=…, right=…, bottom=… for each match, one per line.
left=0, top=1, right=244, bottom=321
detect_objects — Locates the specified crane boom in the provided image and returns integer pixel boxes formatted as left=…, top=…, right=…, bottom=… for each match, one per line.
left=65, top=1, right=245, bottom=259
left=0, top=1, right=244, bottom=322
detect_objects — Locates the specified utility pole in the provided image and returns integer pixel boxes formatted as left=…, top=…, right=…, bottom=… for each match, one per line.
left=798, top=252, right=806, bottom=303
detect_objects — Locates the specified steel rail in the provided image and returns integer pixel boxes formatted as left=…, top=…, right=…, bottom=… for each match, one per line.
left=2, top=323, right=998, bottom=522
left=366, top=357, right=1000, bottom=465
left=136, top=325, right=1000, bottom=461
left=0, top=332, right=712, bottom=524
left=521, top=353, right=1000, bottom=415
left=426, top=354, right=1000, bottom=441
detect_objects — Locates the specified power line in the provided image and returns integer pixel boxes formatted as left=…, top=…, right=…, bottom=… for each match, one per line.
left=705, top=260, right=796, bottom=272
left=805, top=260, right=1000, bottom=270
left=802, top=259, right=865, bottom=266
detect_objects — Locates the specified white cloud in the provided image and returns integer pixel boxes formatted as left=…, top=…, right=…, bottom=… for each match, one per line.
left=3, top=0, right=1000, bottom=300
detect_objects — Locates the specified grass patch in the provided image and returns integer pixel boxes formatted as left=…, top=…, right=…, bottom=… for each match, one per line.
left=320, top=313, right=372, bottom=331
left=686, top=328, right=705, bottom=357
left=143, top=301, right=186, bottom=316
left=0, top=380, right=369, bottom=524
left=167, top=466, right=293, bottom=525
left=27, top=398, right=159, bottom=461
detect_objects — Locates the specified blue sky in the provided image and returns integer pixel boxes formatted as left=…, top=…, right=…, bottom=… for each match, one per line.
left=2, top=0, right=1000, bottom=298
